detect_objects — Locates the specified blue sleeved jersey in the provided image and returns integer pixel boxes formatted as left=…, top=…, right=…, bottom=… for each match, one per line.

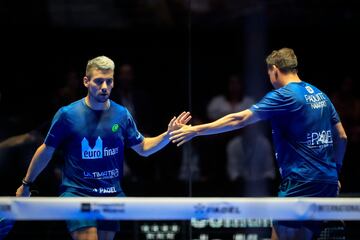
left=45, top=98, right=144, bottom=195
left=250, top=82, right=340, bottom=183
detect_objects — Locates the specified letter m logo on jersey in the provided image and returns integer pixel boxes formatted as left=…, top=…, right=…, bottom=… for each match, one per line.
left=81, top=136, right=103, bottom=159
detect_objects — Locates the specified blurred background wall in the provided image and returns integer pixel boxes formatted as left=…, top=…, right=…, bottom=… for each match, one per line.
left=0, top=0, right=359, bottom=239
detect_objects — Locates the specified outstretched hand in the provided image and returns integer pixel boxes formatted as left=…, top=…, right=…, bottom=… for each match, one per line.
left=167, top=111, right=192, bottom=134
left=169, top=124, right=197, bottom=147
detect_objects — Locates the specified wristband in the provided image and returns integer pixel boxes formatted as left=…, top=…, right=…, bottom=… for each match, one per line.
left=22, top=178, right=33, bottom=188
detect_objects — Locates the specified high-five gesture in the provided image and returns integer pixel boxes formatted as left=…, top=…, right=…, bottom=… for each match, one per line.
left=167, top=111, right=192, bottom=134
left=169, top=125, right=197, bottom=146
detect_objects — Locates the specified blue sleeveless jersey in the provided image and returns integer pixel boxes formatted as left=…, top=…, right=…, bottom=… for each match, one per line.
left=44, top=98, right=144, bottom=195
left=250, top=82, right=340, bottom=183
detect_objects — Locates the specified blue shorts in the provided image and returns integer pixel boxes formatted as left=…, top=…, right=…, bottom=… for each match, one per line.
left=273, top=179, right=339, bottom=237
left=278, top=178, right=339, bottom=197
left=60, top=190, right=125, bottom=233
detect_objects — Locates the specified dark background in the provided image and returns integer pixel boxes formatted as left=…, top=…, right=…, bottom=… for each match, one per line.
left=0, top=0, right=359, bottom=239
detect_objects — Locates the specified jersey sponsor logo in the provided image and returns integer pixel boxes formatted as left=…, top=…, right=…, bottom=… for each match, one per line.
left=92, top=187, right=117, bottom=194
left=112, top=123, right=119, bottom=132
left=104, top=147, right=119, bottom=156
left=82, top=137, right=103, bottom=159
left=83, top=168, right=119, bottom=179
left=307, top=130, right=333, bottom=148
left=81, top=136, right=119, bottom=159
left=305, top=85, right=314, bottom=94
left=304, top=92, right=327, bottom=109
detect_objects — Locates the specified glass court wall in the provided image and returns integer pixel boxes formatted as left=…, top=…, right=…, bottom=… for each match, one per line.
left=0, top=0, right=360, bottom=239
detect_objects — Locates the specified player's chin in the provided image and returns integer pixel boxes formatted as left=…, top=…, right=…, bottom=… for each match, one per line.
left=97, top=94, right=109, bottom=102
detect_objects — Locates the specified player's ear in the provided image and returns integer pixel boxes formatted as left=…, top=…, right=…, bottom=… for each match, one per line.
left=83, top=76, right=90, bottom=87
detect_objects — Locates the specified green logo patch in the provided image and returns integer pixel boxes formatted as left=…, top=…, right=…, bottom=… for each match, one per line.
left=112, top=124, right=119, bottom=132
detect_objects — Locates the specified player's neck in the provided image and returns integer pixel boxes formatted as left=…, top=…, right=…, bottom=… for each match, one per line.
left=280, top=74, right=301, bottom=87
left=85, top=95, right=110, bottom=110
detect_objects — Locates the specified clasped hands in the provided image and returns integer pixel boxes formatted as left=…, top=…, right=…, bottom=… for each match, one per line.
left=167, top=111, right=196, bottom=146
